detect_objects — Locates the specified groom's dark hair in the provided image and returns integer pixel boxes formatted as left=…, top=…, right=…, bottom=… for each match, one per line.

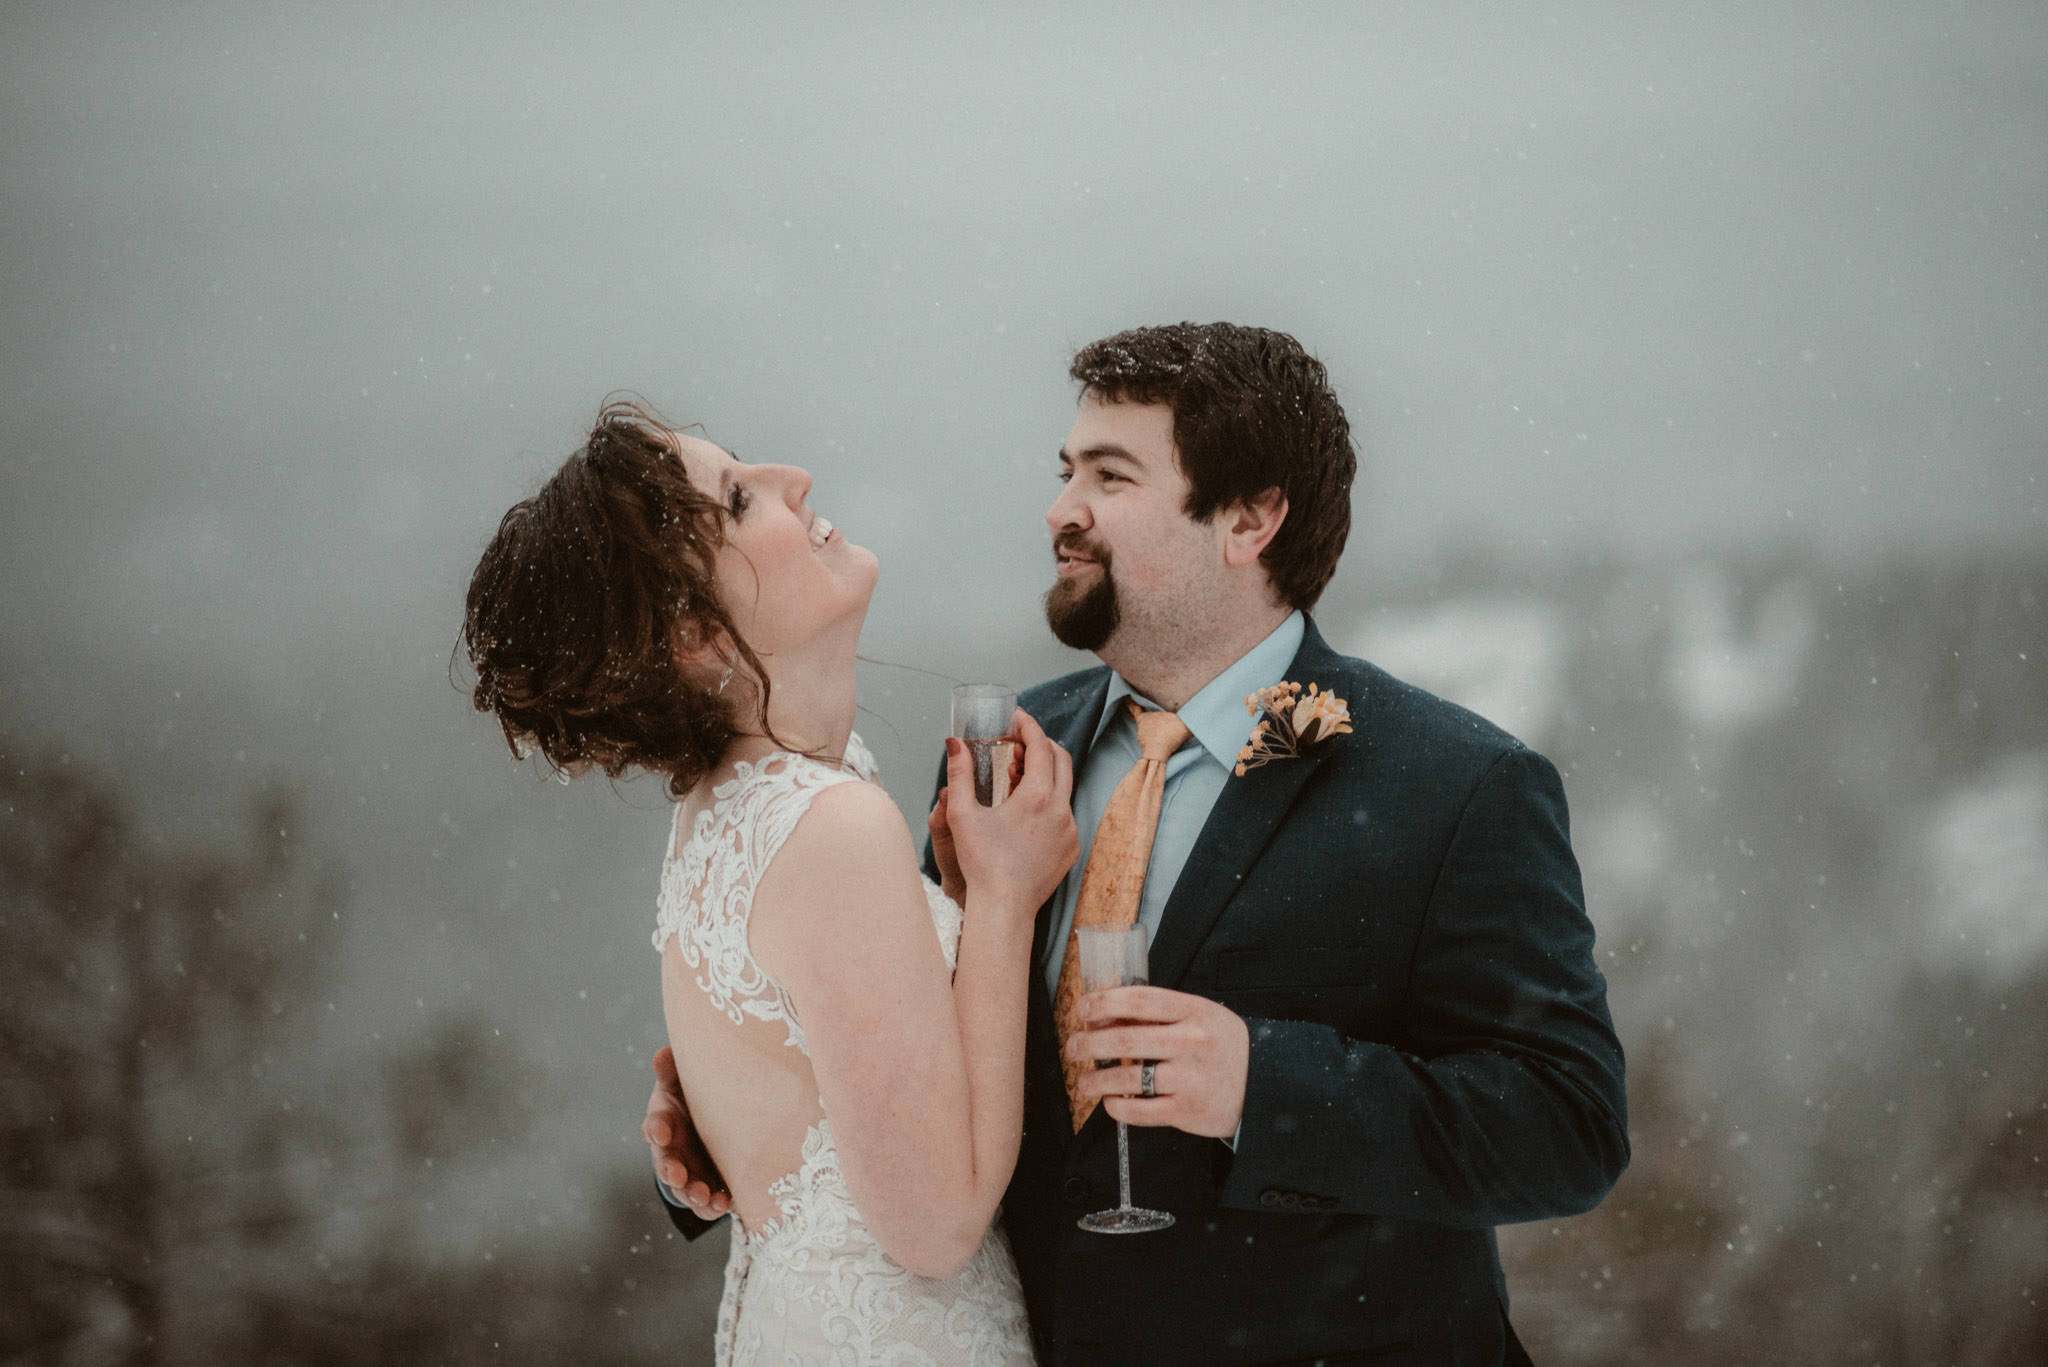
left=1070, top=322, right=1356, bottom=612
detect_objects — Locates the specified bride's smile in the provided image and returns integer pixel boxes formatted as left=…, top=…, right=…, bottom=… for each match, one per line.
left=666, top=432, right=879, bottom=667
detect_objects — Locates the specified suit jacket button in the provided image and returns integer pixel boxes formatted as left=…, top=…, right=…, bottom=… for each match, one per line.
left=1064, top=1177, right=1089, bottom=1203
left=1280, top=1192, right=1300, bottom=1209
left=1258, top=1189, right=1281, bottom=1207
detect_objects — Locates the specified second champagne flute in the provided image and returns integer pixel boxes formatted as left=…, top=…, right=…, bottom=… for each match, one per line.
left=1074, top=924, right=1175, bottom=1234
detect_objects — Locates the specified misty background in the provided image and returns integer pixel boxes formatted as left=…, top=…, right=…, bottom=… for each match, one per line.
left=4, top=2, right=2043, bottom=1363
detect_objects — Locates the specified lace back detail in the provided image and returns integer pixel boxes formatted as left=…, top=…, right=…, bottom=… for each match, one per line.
left=720, top=1118, right=1033, bottom=1366
left=655, top=734, right=1031, bottom=1366
left=653, top=743, right=870, bottom=1055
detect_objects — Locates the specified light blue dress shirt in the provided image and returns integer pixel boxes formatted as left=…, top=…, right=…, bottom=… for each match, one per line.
left=1040, top=611, right=1306, bottom=1000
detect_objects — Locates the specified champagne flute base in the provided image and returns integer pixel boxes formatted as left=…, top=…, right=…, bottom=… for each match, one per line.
left=1076, top=1206, right=1174, bottom=1234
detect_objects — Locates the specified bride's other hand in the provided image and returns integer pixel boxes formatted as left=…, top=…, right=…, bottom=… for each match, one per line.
left=643, top=1046, right=731, bottom=1218
left=942, top=710, right=1077, bottom=915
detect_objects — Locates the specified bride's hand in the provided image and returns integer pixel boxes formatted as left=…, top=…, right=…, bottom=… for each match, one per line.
left=925, top=740, right=1022, bottom=905
left=933, top=737, right=1032, bottom=909
left=926, top=784, right=968, bottom=907
left=942, top=709, right=1076, bottom=916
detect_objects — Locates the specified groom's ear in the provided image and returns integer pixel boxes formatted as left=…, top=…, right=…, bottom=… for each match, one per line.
left=1220, top=487, right=1288, bottom=569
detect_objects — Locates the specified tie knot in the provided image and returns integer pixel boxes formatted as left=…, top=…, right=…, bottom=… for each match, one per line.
left=1128, top=701, right=1191, bottom=762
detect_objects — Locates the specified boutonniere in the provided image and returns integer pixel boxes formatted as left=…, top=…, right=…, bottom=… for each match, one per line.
left=1234, top=681, right=1352, bottom=776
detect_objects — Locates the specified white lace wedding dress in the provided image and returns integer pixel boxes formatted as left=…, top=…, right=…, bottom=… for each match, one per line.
left=652, top=736, right=1036, bottom=1367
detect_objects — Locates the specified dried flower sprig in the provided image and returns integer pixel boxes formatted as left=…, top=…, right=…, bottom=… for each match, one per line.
left=1234, top=681, right=1353, bottom=776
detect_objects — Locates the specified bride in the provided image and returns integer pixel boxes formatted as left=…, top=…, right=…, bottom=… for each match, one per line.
left=461, top=400, right=1074, bottom=1365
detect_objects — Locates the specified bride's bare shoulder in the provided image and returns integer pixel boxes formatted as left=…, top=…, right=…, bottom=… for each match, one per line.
left=768, top=779, right=913, bottom=884
left=748, top=780, right=928, bottom=958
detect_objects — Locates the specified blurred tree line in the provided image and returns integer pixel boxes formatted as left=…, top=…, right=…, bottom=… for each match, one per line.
left=1504, top=974, right=2047, bottom=1365
left=0, top=740, right=721, bottom=1366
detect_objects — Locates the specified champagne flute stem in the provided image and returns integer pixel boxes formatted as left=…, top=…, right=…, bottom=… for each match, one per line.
left=1116, top=1121, right=1133, bottom=1210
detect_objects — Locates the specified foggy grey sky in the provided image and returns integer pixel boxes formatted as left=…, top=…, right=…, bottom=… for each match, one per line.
left=6, top=3, right=2043, bottom=689
left=3, top=1, right=2044, bottom=1222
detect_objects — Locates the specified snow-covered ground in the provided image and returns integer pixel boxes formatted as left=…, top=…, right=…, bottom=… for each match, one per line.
left=1334, top=596, right=1567, bottom=746
left=1921, top=751, right=2048, bottom=974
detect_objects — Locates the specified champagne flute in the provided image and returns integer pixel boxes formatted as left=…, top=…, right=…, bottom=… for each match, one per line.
left=1074, top=924, right=1175, bottom=1234
left=950, top=683, right=1017, bottom=807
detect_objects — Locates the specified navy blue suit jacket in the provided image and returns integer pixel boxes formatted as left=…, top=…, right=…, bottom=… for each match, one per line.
left=665, top=618, right=1628, bottom=1366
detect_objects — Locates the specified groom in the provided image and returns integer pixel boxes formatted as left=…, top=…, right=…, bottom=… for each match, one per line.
left=649, top=323, right=1627, bottom=1365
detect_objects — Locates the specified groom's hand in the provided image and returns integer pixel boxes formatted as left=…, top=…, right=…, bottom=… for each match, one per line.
left=1068, top=986, right=1250, bottom=1140
left=642, top=1046, right=731, bottom=1219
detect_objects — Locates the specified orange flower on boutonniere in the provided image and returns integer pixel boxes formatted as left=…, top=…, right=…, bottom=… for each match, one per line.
left=1234, top=681, right=1353, bottom=776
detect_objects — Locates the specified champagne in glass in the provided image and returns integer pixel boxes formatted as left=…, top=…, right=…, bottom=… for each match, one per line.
left=1074, top=924, right=1175, bottom=1234
left=950, top=683, right=1017, bottom=807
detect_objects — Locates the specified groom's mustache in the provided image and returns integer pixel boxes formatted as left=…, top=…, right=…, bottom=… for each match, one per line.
left=1052, top=533, right=1111, bottom=568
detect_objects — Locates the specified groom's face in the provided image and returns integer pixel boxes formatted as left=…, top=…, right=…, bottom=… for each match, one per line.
left=1044, top=394, right=1216, bottom=654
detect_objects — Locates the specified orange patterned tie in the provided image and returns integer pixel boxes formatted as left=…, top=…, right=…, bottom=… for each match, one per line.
left=1054, top=702, right=1192, bottom=1132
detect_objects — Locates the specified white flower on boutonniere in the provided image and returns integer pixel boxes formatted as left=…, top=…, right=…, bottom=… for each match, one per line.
left=1234, top=681, right=1353, bottom=776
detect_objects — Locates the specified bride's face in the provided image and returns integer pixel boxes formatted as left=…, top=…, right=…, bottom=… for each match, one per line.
left=670, top=432, right=878, bottom=661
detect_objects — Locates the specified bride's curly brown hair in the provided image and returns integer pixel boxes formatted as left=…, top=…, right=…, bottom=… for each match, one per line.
left=461, top=398, right=773, bottom=799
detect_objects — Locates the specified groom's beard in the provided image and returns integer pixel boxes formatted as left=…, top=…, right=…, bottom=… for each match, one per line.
left=1044, top=536, right=1120, bottom=652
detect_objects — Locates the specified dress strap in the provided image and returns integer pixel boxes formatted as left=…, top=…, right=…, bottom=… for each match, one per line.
left=653, top=750, right=870, bottom=1056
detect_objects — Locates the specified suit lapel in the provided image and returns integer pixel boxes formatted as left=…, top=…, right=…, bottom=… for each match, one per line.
left=1025, top=670, right=1114, bottom=963
left=1148, top=618, right=1356, bottom=991
left=1019, top=670, right=1111, bottom=1161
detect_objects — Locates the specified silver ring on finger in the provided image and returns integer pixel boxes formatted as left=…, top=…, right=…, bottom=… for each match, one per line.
left=1138, top=1060, right=1158, bottom=1099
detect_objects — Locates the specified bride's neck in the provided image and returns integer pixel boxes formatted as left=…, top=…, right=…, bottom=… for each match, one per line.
left=726, top=643, right=858, bottom=765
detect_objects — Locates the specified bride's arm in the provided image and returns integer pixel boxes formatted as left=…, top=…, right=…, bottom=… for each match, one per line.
left=752, top=723, right=1074, bottom=1279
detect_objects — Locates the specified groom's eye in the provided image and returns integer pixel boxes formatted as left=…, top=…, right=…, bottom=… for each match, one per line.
left=727, top=484, right=750, bottom=518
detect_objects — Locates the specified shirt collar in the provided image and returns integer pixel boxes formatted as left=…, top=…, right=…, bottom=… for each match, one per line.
left=1093, top=611, right=1306, bottom=768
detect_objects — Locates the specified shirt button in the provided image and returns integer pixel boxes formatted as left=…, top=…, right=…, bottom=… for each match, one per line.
left=1064, top=1177, right=1089, bottom=1203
